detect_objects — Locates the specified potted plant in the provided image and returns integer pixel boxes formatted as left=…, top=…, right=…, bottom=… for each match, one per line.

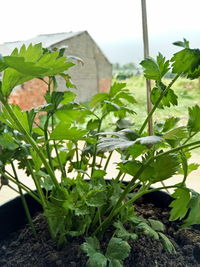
left=0, top=40, right=200, bottom=266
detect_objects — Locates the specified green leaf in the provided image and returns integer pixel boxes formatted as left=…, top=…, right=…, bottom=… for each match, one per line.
left=86, top=189, right=107, bottom=207
left=158, top=232, right=176, bottom=254
left=60, top=91, right=76, bottom=104
left=0, top=57, right=8, bottom=71
left=187, top=105, right=200, bottom=133
left=171, top=48, right=200, bottom=78
left=178, top=163, right=200, bottom=176
left=140, top=53, right=170, bottom=81
left=163, top=127, right=188, bottom=140
left=105, top=237, right=131, bottom=261
left=183, top=190, right=200, bottom=226
left=169, top=188, right=191, bottom=221
left=109, top=82, right=127, bottom=97
left=151, top=87, right=178, bottom=108
left=2, top=68, right=33, bottom=97
left=162, top=117, right=180, bottom=132
left=148, top=219, right=165, bottom=232
left=173, top=38, right=190, bottom=49
left=0, top=105, right=30, bottom=133
left=136, top=222, right=159, bottom=240
left=108, top=259, right=123, bottom=267
left=151, top=153, right=180, bottom=182
left=0, top=132, right=18, bottom=150
left=114, top=221, right=138, bottom=240
left=87, top=253, right=107, bottom=267
left=11, top=43, right=43, bottom=62
left=50, top=122, right=87, bottom=141
left=81, top=237, right=107, bottom=267
left=89, top=93, right=108, bottom=108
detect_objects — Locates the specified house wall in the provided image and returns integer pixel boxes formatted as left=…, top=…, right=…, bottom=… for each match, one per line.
left=9, top=78, right=48, bottom=110
left=50, top=31, right=112, bottom=102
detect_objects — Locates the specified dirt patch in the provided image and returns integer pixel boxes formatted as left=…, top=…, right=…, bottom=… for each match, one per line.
left=1, top=199, right=200, bottom=267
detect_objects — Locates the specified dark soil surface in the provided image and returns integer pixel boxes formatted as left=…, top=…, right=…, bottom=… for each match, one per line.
left=1, top=199, right=200, bottom=266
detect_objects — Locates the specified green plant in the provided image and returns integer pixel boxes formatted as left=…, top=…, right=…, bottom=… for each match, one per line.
left=0, top=40, right=200, bottom=265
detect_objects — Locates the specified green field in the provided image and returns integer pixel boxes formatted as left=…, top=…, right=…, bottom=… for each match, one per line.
left=107, top=75, right=200, bottom=153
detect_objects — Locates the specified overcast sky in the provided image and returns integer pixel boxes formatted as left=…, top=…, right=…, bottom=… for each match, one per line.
left=1, top=0, right=200, bottom=44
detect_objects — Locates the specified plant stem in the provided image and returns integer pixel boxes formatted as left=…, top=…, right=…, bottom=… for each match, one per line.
left=104, top=151, right=113, bottom=171
left=91, top=119, right=103, bottom=175
left=2, top=102, right=60, bottom=190
left=44, top=114, right=53, bottom=169
left=139, top=74, right=180, bottom=135
left=52, top=115, right=66, bottom=178
left=11, top=162, right=37, bottom=237
left=25, top=158, right=47, bottom=208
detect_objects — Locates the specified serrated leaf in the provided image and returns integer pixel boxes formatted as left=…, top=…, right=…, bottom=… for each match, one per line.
left=87, top=253, right=107, bottom=267
left=50, top=122, right=87, bottom=141
left=150, top=153, right=180, bottom=183
left=108, top=259, right=123, bottom=267
left=60, top=91, right=76, bottom=104
left=140, top=53, right=170, bottom=81
left=0, top=105, right=30, bottom=133
left=81, top=236, right=101, bottom=256
left=169, top=188, right=191, bottom=221
left=148, top=219, right=165, bottom=232
left=171, top=48, right=200, bottom=78
left=173, top=38, right=190, bottom=49
left=114, top=221, right=138, bottom=240
left=178, top=163, right=200, bottom=175
left=105, top=238, right=131, bottom=261
left=151, top=87, right=178, bottom=108
left=136, top=222, right=159, bottom=240
left=81, top=237, right=107, bottom=267
left=163, top=117, right=180, bottom=132
left=158, top=232, right=176, bottom=254
left=0, top=132, right=18, bottom=150
left=163, top=127, right=188, bottom=140
left=98, top=135, right=163, bottom=152
left=135, top=136, right=164, bottom=145
left=86, top=189, right=107, bottom=207
left=187, top=105, right=200, bottom=132
left=109, top=82, right=126, bottom=97
left=183, top=190, right=200, bottom=226
left=89, top=93, right=108, bottom=108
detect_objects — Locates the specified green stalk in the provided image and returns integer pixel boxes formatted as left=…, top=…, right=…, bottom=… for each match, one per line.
left=25, top=159, right=47, bottom=208
left=91, top=119, right=103, bottom=175
left=52, top=116, right=66, bottom=178
left=11, top=162, right=37, bottom=237
left=104, top=151, right=113, bottom=171
left=2, top=102, right=60, bottom=190
left=139, top=74, right=180, bottom=135
left=44, top=114, right=53, bottom=169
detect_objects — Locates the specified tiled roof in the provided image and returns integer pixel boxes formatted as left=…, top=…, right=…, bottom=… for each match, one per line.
left=0, top=31, right=84, bottom=55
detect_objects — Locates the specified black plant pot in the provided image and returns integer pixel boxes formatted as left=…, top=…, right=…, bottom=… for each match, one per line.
left=0, top=187, right=172, bottom=240
left=0, top=193, right=42, bottom=240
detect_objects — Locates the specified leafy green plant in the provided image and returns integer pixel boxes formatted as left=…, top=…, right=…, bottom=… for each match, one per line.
left=0, top=39, right=200, bottom=265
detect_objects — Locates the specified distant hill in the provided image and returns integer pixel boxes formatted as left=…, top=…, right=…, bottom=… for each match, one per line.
left=99, top=32, right=200, bottom=65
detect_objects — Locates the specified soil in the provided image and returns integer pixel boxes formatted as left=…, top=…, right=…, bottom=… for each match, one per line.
left=1, top=199, right=200, bottom=267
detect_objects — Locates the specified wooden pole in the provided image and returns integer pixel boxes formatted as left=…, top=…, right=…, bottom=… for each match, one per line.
left=141, top=0, right=153, bottom=135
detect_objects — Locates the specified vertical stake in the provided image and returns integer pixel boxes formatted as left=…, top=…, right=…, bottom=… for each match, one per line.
left=141, top=0, right=153, bottom=135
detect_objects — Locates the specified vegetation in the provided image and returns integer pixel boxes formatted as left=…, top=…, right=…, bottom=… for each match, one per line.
left=0, top=40, right=200, bottom=266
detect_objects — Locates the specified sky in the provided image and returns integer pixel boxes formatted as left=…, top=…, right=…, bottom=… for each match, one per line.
left=0, top=0, right=200, bottom=63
